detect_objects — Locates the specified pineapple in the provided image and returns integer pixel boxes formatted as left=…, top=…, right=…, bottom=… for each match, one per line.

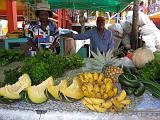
left=89, top=48, right=120, bottom=70
left=104, top=66, right=123, bottom=82
left=89, top=48, right=123, bottom=82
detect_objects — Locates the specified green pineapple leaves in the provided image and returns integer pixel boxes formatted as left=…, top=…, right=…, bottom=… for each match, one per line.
left=89, top=48, right=120, bottom=71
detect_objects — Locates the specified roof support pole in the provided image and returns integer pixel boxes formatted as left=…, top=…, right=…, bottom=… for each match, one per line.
left=58, top=9, right=62, bottom=28
left=7, top=0, right=17, bottom=33
left=130, top=0, right=139, bottom=50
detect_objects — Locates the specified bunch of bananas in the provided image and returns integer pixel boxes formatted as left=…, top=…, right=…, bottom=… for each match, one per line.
left=81, top=90, right=131, bottom=112
left=102, top=66, right=123, bottom=82
left=78, top=72, right=117, bottom=99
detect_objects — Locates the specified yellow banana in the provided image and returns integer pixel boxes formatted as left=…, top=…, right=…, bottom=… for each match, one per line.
left=109, top=106, right=117, bottom=113
left=83, top=97, right=93, bottom=104
left=105, top=81, right=113, bottom=93
left=120, top=99, right=131, bottom=106
left=107, top=89, right=115, bottom=99
left=81, top=98, right=88, bottom=105
left=93, top=72, right=99, bottom=80
left=90, top=91, right=96, bottom=98
left=81, top=99, right=95, bottom=111
left=87, top=83, right=94, bottom=93
left=116, top=90, right=126, bottom=102
left=97, top=73, right=104, bottom=84
left=79, top=74, right=85, bottom=83
left=96, top=93, right=102, bottom=98
left=100, top=84, right=106, bottom=95
left=94, top=84, right=100, bottom=94
left=90, top=98, right=105, bottom=105
left=102, top=100, right=112, bottom=109
left=103, top=93, right=108, bottom=99
left=93, top=104, right=106, bottom=113
left=104, top=78, right=112, bottom=84
left=81, top=85, right=87, bottom=91
left=85, top=104, right=95, bottom=111
left=83, top=73, right=90, bottom=81
left=87, top=72, right=94, bottom=80
left=112, top=99, right=125, bottom=111
left=113, top=87, right=118, bottom=97
left=83, top=90, right=91, bottom=97
left=84, top=72, right=94, bottom=83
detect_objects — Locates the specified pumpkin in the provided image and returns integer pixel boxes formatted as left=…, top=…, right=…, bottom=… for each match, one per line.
left=132, top=48, right=155, bottom=68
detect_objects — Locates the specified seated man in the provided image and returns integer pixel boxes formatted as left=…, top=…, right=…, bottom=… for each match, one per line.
left=26, top=3, right=60, bottom=54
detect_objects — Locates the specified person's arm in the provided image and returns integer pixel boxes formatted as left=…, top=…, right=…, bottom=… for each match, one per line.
left=26, top=38, right=38, bottom=51
left=73, top=30, right=92, bottom=40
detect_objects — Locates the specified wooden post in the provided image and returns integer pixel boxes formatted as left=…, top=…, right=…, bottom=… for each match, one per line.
left=58, top=9, right=62, bottom=28
left=7, top=0, right=17, bottom=33
left=79, top=10, right=85, bottom=33
left=130, top=0, right=139, bottom=50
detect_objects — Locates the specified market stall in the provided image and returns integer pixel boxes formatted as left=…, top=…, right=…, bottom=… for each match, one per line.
left=0, top=48, right=160, bottom=120
left=0, top=0, right=160, bottom=120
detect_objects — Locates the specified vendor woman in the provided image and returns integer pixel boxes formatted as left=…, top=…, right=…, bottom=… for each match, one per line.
left=27, top=3, right=60, bottom=53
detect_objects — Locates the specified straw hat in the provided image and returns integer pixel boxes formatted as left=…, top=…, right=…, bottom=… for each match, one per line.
left=35, top=3, right=53, bottom=17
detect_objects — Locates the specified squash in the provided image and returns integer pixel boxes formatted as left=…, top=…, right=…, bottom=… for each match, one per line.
left=27, top=76, right=54, bottom=104
left=48, top=77, right=84, bottom=101
left=132, top=48, right=155, bottom=68
left=0, top=74, right=31, bottom=102
left=60, top=77, right=84, bottom=99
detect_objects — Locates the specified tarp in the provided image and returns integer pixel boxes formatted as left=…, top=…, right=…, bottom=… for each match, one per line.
left=48, top=0, right=133, bottom=12
left=25, top=0, right=133, bottom=13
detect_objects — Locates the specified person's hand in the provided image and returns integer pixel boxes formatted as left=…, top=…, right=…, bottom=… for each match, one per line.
left=49, top=41, right=59, bottom=50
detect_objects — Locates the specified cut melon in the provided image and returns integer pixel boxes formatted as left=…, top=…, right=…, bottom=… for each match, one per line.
left=27, top=76, right=54, bottom=104
left=47, top=86, right=61, bottom=100
left=47, top=77, right=84, bottom=101
left=47, top=77, right=69, bottom=100
left=0, top=73, right=31, bottom=100
left=60, top=77, right=84, bottom=99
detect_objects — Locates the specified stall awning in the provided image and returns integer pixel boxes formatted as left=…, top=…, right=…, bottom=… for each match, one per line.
left=48, top=0, right=133, bottom=12
left=24, top=0, right=133, bottom=13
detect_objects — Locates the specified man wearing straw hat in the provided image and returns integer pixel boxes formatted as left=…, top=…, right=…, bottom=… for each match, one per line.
left=26, top=3, right=60, bottom=54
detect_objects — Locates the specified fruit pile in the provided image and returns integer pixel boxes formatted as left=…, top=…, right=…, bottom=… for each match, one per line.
left=78, top=72, right=117, bottom=99
left=77, top=72, right=131, bottom=112
left=81, top=90, right=131, bottom=112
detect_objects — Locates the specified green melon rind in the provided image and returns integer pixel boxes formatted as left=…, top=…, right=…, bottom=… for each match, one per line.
left=0, top=73, right=31, bottom=100
left=26, top=76, right=54, bottom=104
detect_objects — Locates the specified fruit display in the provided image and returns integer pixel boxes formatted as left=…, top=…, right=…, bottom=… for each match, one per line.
left=27, top=76, right=54, bottom=104
left=132, top=48, right=155, bottom=68
left=78, top=72, right=118, bottom=99
left=81, top=90, right=131, bottom=112
left=48, top=77, right=84, bottom=100
left=0, top=74, right=31, bottom=102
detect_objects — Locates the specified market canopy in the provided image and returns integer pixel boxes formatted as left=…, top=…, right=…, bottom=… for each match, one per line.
left=48, top=0, right=133, bottom=12
left=24, top=0, right=133, bottom=13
